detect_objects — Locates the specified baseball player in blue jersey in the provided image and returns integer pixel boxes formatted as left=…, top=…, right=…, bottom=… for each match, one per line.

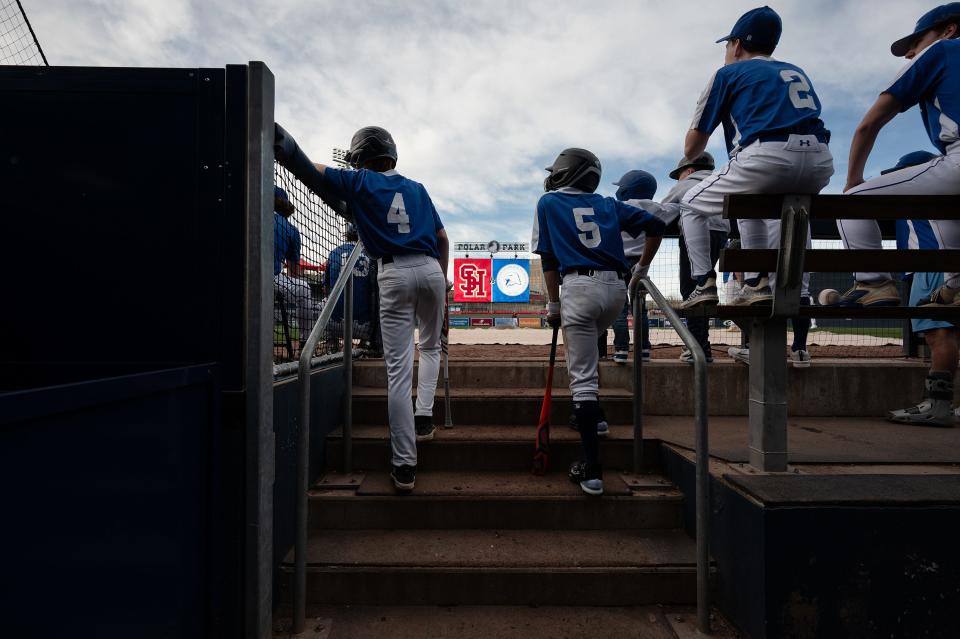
left=610, top=169, right=661, bottom=364
left=312, top=126, right=449, bottom=492
left=532, top=148, right=665, bottom=496
left=678, top=6, right=834, bottom=309
left=839, top=3, right=960, bottom=308
left=325, top=223, right=374, bottom=345
left=273, top=187, right=317, bottom=348
left=881, top=151, right=959, bottom=426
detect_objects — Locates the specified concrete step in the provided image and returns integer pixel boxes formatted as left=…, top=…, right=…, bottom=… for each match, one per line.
left=352, top=359, right=632, bottom=390
left=310, top=470, right=681, bottom=530
left=326, top=424, right=660, bottom=472
left=352, top=358, right=945, bottom=417
left=351, top=386, right=634, bottom=426
left=280, top=529, right=696, bottom=606
left=275, top=605, right=740, bottom=639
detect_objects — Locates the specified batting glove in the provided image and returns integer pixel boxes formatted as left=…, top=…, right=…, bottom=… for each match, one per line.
left=629, top=263, right=649, bottom=295
left=545, top=302, right=561, bottom=329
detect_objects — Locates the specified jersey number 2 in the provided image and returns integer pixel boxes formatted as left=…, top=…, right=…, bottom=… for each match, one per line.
left=387, top=192, right=411, bottom=234
left=780, top=70, right=816, bottom=110
left=573, top=208, right=601, bottom=248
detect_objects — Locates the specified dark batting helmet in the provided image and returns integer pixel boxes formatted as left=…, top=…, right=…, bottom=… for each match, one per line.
left=346, top=126, right=398, bottom=167
left=669, top=152, right=716, bottom=180
left=544, top=148, right=602, bottom=193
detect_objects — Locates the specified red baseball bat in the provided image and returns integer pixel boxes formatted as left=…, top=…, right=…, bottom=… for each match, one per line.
left=533, top=326, right=560, bottom=475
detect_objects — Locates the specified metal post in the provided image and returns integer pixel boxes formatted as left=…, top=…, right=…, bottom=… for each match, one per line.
left=748, top=318, right=788, bottom=472
left=693, top=327, right=710, bottom=635
left=639, top=277, right=711, bottom=635
left=245, top=61, right=276, bottom=639
left=631, top=288, right=645, bottom=474
left=343, top=275, right=354, bottom=474
left=293, top=241, right=364, bottom=635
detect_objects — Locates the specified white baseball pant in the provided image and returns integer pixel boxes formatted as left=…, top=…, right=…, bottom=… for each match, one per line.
left=839, top=149, right=960, bottom=287
left=274, top=273, right=317, bottom=338
left=377, top=253, right=446, bottom=467
left=561, top=272, right=627, bottom=402
left=680, top=135, right=834, bottom=278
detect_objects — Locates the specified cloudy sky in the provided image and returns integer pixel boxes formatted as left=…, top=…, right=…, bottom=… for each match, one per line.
left=27, top=0, right=936, bottom=248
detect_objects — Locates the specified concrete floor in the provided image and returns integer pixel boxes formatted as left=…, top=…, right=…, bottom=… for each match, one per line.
left=276, top=605, right=741, bottom=639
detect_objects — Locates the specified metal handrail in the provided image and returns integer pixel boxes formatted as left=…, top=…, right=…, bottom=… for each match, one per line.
left=293, top=240, right=364, bottom=634
left=630, top=275, right=711, bottom=635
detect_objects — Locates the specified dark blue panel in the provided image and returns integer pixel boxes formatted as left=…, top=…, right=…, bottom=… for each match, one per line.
left=0, top=365, right=216, bottom=638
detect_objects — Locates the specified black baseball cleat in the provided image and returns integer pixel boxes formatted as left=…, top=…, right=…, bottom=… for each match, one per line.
left=391, top=464, right=416, bottom=492
left=568, top=461, right=604, bottom=496
left=415, top=415, right=436, bottom=441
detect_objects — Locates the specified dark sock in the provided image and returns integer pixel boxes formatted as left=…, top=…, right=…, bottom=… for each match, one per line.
left=574, top=400, right=603, bottom=475
left=744, top=276, right=762, bottom=287
left=696, top=271, right=717, bottom=287
left=791, top=297, right=811, bottom=351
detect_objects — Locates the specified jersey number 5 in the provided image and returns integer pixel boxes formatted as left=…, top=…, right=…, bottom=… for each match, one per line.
left=780, top=70, right=816, bottom=111
left=387, top=192, right=411, bottom=234
left=573, top=208, right=601, bottom=248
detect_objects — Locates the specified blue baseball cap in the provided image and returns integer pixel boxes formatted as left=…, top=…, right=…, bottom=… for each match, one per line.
left=880, top=150, right=938, bottom=174
left=891, top=3, right=960, bottom=56
left=716, top=6, right=782, bottom=51
left=275, top=186, right=290, bottom=201
left=613, top=170, right=657, bottom=201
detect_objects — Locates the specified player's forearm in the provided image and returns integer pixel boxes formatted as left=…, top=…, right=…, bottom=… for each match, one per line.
left=437, top=229, right=450, bottom=278
left=684, top=129, right=710, bottom=162
left=638, top=236, right=663, bottom=267
left=544, top=270, right=561, bottom=304
left=845, top=94, right=901, bottom=190
left=287, top=260, right=302, bottom=277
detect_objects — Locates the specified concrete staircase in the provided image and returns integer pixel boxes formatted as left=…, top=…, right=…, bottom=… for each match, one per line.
left=281, top=358, right=707, bottom=635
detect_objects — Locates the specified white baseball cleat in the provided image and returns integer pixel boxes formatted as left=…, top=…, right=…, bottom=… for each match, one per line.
left=728, top=346, right=750, bottom=364
left=729, top=278, right=773, bottom=306
left=789, top=349, right=811, bottom=368
left=678, top=277, right=718, bottom=309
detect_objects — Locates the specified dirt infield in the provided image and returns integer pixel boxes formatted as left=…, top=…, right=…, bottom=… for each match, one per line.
left=447, top=343, right=905, bottom=360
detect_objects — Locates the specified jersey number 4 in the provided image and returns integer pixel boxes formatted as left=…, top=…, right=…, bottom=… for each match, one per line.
left=780, top=70, right=816, bottom=111
left=387, top=192, right=411, bottom=234
left=573, top=208, right=601, bottom=248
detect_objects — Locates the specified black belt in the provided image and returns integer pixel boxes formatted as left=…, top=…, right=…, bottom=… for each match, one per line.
left=563, top=268, right=624, bottom=280
left=381, top=255, right=394, bottom=264
left=756, top=131, right=830, bottom=145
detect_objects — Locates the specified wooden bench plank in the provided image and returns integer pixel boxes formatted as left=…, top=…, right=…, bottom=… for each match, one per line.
left=719, top=249, right=960, bottom=272
left=724, top=194, right=960, bottom=220
left=675, top=305, right=958, bottom=320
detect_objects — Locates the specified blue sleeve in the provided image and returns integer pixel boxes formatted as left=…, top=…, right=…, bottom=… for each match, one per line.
left=531, top=200, right=554, bottom=259
left=690, top=69, right=729, bottom=134
left=290, top=226, right=302, bottom=261
left=617, top=201, right=665, bottom=238
left=885, top=43, right=943, bottom=112
left=322, top=167, right=361, bottom=200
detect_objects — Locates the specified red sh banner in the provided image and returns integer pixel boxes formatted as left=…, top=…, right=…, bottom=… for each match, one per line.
left=454, top=258, right=492, bottom=302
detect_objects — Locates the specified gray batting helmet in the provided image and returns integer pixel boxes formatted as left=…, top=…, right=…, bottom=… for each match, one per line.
left=669, top=152, right=716, bottom=180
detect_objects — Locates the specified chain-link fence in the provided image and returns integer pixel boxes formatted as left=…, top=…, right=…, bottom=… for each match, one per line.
left=642, top=238, right=907, bottom=358
left=1, top=0, right=47, bottom=66
left=272, top=162, right=378, bottom=366
left=449, top=237, right=910, bottom=358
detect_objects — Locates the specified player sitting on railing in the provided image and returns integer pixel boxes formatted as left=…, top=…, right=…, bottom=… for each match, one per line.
left=839, top=3, right=960, bottom=307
